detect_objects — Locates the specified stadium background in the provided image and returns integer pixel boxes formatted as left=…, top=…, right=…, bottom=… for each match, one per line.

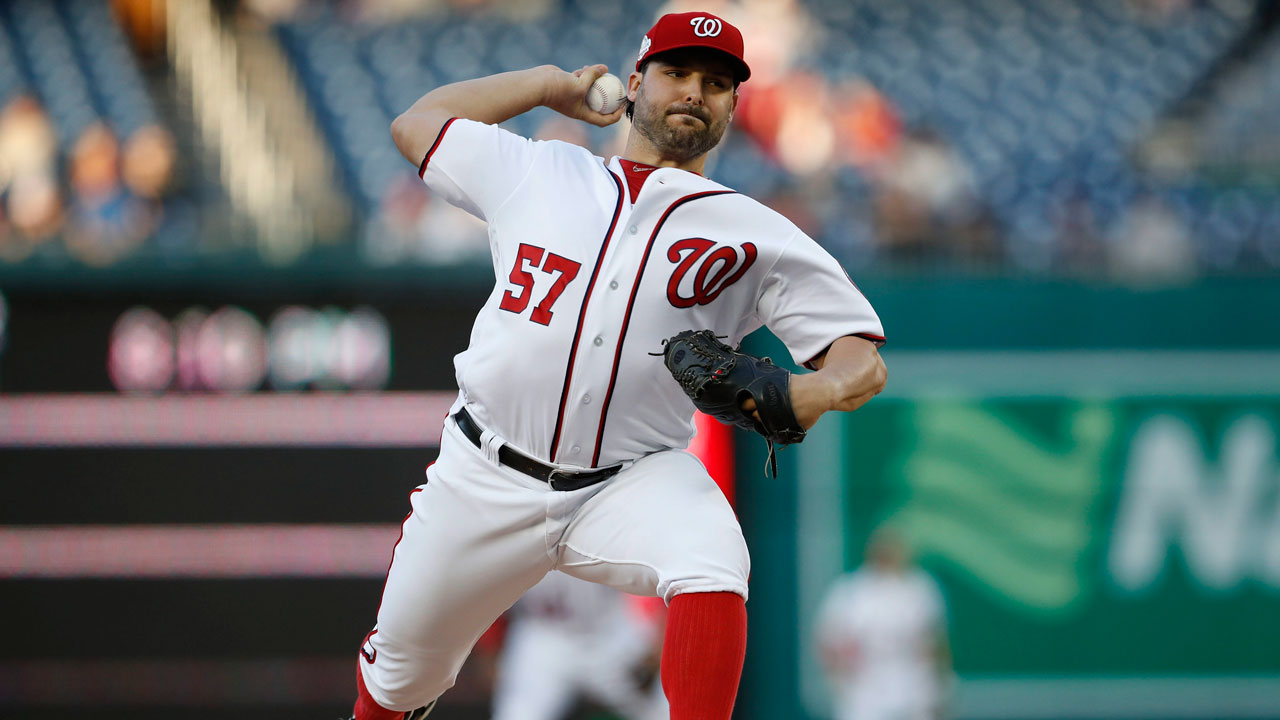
left=1, top=0, right=1279, bottom=718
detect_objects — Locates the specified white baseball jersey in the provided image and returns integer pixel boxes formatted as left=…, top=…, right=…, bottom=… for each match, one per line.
left=420, top=117, right=884, bottom=468
left=816, top=568, right=947, bottom=720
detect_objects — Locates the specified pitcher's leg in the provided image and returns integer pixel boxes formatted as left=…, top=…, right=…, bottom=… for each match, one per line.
left=556, top=449, right=750, bottom=719
left=357, top=429, right=556, bottom=714
left=660, top=591, right=747, bottom=720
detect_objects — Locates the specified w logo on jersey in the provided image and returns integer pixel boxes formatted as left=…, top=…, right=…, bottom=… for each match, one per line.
left=689, top=16, right=723, bottom=37
left=666, top=238, right=757, bottom=308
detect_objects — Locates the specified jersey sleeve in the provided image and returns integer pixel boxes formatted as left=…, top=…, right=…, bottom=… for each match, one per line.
left=757, top=231, right=886, bottom=367
left=417, top=117, right=541, bottom=221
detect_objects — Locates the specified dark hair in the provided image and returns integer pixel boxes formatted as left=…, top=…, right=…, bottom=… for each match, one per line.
left=624, top=60, right=651, bottom=121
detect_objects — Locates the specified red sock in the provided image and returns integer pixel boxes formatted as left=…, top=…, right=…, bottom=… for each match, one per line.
left=354, top=661, right=402, bottom=720
left=661, top=591, right=748, bottom=720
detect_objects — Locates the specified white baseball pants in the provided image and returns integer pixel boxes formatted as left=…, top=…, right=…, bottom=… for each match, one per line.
left=359, top=413, right=750, bottom=711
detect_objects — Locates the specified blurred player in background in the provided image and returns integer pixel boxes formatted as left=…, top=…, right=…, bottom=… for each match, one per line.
left=491, top=571, right=668, bottom=720
left=816, top=526, right=952, bottom=720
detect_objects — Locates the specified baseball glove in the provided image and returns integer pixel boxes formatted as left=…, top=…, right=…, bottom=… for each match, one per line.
left=659, top=329, right=806, bottom=476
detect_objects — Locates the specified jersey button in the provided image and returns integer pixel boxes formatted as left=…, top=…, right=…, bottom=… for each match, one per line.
left=582, top=395, right=592, bottom=405
left=570, top=445, right=581, bottom=454
left=609, top=280, right=619, bottom=290
left=593, top=336, right=603, bottom=346
left=628, top=225, right=638, bottom=235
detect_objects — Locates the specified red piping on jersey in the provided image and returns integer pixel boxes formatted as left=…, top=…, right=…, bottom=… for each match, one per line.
left=590, top=189, right=737, bottom=467
left=418, top=118, right=459, bottom=178
left=549, top=168, right=625, bottom=463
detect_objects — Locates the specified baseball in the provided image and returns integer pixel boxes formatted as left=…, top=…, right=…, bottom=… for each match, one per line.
left=587, top=73, right=627, bottom=114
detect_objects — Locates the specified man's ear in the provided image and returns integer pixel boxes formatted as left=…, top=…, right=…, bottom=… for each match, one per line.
left=628, top=71, right=643, bottom=102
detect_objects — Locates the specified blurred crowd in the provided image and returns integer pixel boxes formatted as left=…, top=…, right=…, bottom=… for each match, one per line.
left=2, top=0, right=1278, bottom=280
left=342, top=0, right=1273, bottom=280
left=0, top=0, right=177, bottom=267
left=0, top=95, right=175, bottom=265
left=343, top=0, right=1006, bottom=272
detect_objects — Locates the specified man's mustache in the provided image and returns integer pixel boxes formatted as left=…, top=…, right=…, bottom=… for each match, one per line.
left=666, top=104, right=710, bottom=123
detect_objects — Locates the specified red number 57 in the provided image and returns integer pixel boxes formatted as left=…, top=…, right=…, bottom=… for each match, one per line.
left=498, top=243, right=582, bottom=326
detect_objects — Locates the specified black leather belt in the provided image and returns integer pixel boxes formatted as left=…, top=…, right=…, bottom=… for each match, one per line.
left=452, top=407, right=622, bottom=491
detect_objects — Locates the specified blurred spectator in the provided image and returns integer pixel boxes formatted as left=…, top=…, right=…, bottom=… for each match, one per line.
left=1052, top=187, right=1107, bottom=273
left=362, top=172, right=430, bottom=265
left=883, top=131, right=977, bottom=230
left=871, top=182, right=933, bottom=263
left=0, top=95, right=63, bottom=260
left=335, top=0, right=553, bottom=23
left=489, top=572, right=668, bottom=720
left=0, top=96, right=58, bottom=183
left=112, top=0, right=167, bottom=57
left=241, top=0, right=308, bottom=23
left=362, top=171, right=488, bottom=265
left=834, top=80, right=903, bottom=172
left=1107, top=191, right=1197, bottom=283
left=1128, top=0, right=1198, bottom=22
left=816, top=527, right=953, bottom=720
left=768, top=73, right=838, bottom=176
left=64, top=122, right=156, bottom=266
left=122, top=124, right=177, bottom=200
left=871, top=129, right=996, bottom=265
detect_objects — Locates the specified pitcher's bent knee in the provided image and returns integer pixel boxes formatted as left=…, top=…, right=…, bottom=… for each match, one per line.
left=360, top=645, right=458, bottom=712
left=657, top=535, right=750, bottom=603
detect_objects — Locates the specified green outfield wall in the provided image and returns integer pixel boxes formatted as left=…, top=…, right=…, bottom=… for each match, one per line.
left=737, top=277, right=1280, bottom=720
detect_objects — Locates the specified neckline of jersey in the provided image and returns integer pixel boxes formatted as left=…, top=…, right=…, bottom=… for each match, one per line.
left=614, top=158, right=704, bottom=205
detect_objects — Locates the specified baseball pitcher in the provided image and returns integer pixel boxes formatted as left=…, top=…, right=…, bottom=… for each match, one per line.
left=353, top=11, right=887, bottom=719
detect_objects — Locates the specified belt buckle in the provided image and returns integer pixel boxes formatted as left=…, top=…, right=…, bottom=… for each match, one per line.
left=546, top=469, right=577, bottom=491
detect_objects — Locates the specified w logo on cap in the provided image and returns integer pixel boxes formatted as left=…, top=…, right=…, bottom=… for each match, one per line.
left=636, top=11, right=750, bottom=82
left=689, top=16, right=722, bottom=37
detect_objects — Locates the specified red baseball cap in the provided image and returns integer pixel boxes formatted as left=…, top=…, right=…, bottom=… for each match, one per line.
left=636, top=11, right=751, bottom=83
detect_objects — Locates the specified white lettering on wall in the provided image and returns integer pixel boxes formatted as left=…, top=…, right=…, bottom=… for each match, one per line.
left=1109, top=414, right=1276, bottom=592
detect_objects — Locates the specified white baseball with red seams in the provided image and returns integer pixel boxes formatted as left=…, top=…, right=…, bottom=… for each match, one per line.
left=587, top=72, right=627, bottom=114
left=358, top=116, right=885, bottom=711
